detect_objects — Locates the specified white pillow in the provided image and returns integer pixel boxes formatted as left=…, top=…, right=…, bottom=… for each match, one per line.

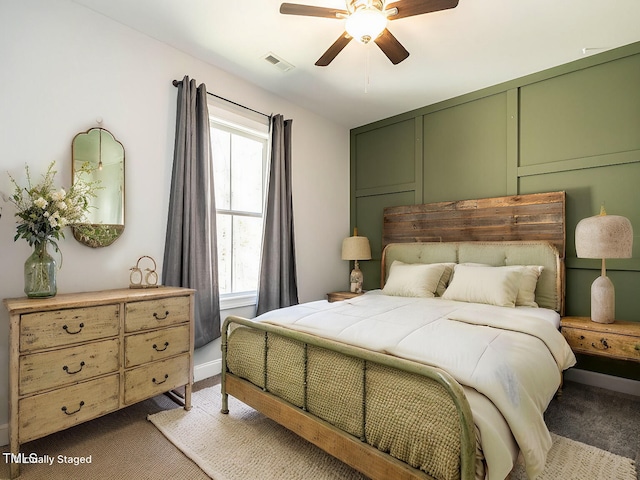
left=442, top=265, right=523, bottom=307
left=383, top=261, right=447, bottom=298
left=510, top=265, right=544, bottom=307
left=448, top=264, right=544, bottom=307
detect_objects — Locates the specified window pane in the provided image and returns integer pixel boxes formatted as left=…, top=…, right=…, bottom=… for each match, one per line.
left=216, top=213, right=232, bottom=294
left=231, top=134, right=264, bottom=213
left=211, top=128, right=231, bottom=210
left=232, top=215, right=262, bottom=293
left=210, top=113, right=267, bottom=296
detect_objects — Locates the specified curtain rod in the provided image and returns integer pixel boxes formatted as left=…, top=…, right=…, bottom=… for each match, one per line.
left=172, top=79, right=271, bottom=120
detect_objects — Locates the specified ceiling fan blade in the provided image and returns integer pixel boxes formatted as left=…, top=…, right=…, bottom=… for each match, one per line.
left=315, top=32, right=353, bottom=66
left=280, top=3, right=348, bottom=18
left=386, top=0, right=459, bottom=20
left=374, top=29, right=409, bottom=65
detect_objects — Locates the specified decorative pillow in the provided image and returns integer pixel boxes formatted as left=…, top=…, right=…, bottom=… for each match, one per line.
left=383, top=261, right=447, bottom=298
left=448, top=264, right=544, bottom=307
left=435, top=263, right=456, bottom=297
left=510, top=265, right=544, bottom=307
left=442, top=265, right=523, bottom=307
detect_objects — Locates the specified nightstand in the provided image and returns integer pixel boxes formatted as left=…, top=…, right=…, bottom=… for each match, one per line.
left=560, top=316, right=640, bottom=363
left=327, top=291, right=364, bottom=303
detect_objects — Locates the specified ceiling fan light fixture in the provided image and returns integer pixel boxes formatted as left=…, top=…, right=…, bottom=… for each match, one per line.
left=280, top=0, right=459, bottom=66
left=345, top=7, right=387, bottom=44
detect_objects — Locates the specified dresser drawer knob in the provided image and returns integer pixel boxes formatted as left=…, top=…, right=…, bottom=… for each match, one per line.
left=61, top=401, right=85, bottom=415
left=635, top=344, right=640, bottom=352
left=62, top=323, right=85, bottom=335
left=153, top=311, right=170, bottom=320
left=153, top=342, right=170, bottom=352
left=63, top=361, right=86, bottom=375
left=592, top=338, right=610, bottom=350
left=152, top=374, right=169, bottom=385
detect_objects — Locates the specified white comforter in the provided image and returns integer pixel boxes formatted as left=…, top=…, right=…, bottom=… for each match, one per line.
left=255, top=291, right=576, bottom=480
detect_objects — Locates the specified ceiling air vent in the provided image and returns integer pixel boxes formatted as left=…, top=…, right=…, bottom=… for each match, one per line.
left=263, top=52, right=294, bottom=72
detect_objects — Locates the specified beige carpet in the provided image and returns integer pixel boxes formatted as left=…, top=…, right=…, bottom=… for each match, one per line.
left=0, top=389, right=211, bottom=480
left=149, top=384, right=637, bottom=480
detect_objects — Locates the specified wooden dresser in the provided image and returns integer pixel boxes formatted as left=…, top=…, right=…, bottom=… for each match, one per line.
left=560, top=316, right=640, bottom=363
left=3, top=286, right=195, bottom=479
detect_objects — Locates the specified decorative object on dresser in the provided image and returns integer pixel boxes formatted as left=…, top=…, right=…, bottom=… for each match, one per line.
left=560, top=316, right=640, bottom=363
left=130, top=255, right=159, bottom=288
left=575, top=207, right=633, bottom=324
left=341, top=228, right=371, bottom=293
left=326, top=291, right=364, bottom=302
left=3, top=286, right=195, bottom=480
left=7, top=161, right=99, bottom=298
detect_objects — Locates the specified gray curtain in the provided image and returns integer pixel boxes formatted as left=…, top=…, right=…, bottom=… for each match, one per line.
left=256, top=115, right=298, bottom=315
left=163, top=76, right=220, bottom=347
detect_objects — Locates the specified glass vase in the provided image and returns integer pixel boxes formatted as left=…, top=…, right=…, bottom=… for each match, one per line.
left=24, top=241, right=57, bottom=298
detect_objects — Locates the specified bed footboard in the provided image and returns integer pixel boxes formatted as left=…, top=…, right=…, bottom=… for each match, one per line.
left=221, top=315, right=476, bottom=480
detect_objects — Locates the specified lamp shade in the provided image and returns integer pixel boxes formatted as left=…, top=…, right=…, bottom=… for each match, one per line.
left=575, top=210, right=633, bottom=259
left=342, top=235, right=371, bottom=261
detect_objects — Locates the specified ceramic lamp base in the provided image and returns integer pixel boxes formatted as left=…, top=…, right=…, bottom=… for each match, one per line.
left=350, top=261, right=364, bottom=293
left=590, top=275, right=615, bottom=324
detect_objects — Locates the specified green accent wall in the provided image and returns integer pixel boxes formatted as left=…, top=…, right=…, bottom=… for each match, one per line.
left=355, top=119, right=417, bottom=191
left=423, top=92, right=510, bottom=202
left=350, top=42, right=640, bottom=380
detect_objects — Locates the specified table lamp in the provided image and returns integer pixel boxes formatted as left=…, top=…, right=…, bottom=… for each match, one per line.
left=575, top=206, right=633, bottom=323
left=341, top=228, right=371, bottom=293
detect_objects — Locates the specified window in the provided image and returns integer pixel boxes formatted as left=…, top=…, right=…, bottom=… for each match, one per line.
left=209, top=102, right=269, bottom=305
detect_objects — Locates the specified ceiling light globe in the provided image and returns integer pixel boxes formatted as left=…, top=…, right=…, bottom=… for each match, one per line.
left=345, top=8, right=387, bottom=44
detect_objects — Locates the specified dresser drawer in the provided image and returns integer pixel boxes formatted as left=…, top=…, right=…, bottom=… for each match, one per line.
left=124, top=354, right=189, bottom=405
left=124, top=324, right=190, bottom=368
left=20, top=305, right=119, bottom=352
left=18, top=374, right=119, bottom=443
left=19, top=338, right=120, bottom=396
left=562, top=327, right=640, bottom=362
left=125, top=296, right=190, bottom=332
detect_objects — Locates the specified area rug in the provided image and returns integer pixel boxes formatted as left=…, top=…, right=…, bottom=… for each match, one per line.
left=510, top=434, right=637, bottom=480
left=148, top=384, right=637, bottom=480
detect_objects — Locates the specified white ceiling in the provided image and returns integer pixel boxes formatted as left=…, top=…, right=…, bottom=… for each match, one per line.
left=73, top=0, right=640, bottom=129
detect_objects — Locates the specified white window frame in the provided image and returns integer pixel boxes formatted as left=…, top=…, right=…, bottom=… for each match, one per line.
left=208, top=98, right=269, bottom=310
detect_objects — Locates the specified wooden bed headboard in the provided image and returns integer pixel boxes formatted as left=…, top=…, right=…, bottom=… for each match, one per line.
left=381, top=192, right=566, bottom=313
left=382, top=191, right=566, bottom=257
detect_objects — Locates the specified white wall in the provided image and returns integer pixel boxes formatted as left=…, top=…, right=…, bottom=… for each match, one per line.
left=0, top=0, right=350, bottom=442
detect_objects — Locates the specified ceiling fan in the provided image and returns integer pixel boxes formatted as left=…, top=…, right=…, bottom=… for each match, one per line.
left=279, top=0, right=459, bottom=66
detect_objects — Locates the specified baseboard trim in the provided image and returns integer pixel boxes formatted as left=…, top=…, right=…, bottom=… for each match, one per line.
left=194, top=359, right=222, bottom=383
left=564, top=367, right=640, bottom=397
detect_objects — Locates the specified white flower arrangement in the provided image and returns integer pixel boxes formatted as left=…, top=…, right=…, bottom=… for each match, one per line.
left=8, top=161, right=99, bottom=251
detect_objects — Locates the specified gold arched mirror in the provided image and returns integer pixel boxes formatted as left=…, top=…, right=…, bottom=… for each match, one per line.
left=71, top=127, right=125, bottom=247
